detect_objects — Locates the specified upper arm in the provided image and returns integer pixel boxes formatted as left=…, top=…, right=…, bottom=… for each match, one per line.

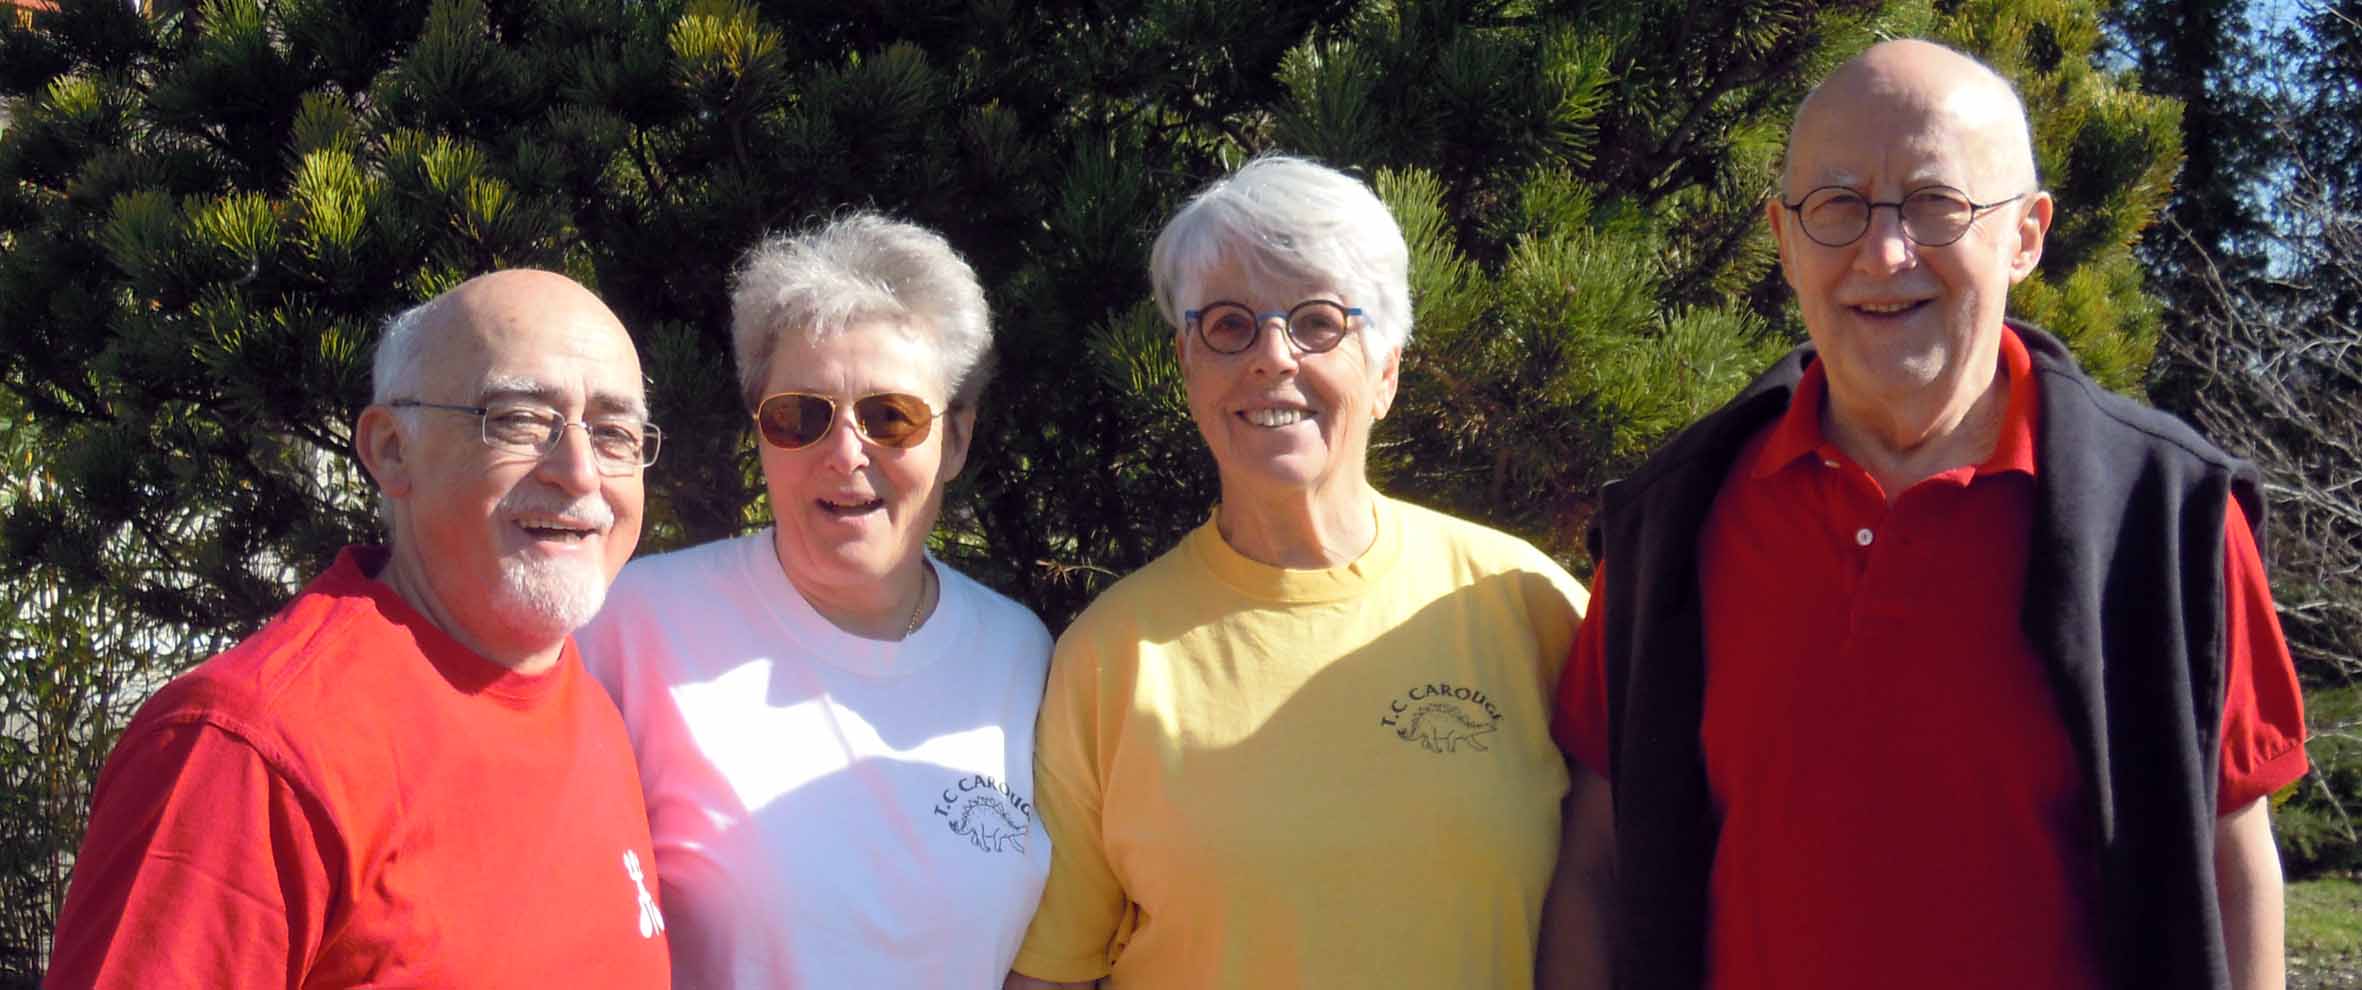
left=49, top=719, right=335, bottom=990
left=2216, top=498, right=2308, bottom=813
left=1550, top=565, right=1612, bottom=775
left=1011, top=633, right=1127, bottom=985
left=1537, top=757, right=1618, bottom=990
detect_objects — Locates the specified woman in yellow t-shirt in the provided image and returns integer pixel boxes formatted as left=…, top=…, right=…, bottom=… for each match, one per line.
left=1006, top=155, right=1592, bottom=990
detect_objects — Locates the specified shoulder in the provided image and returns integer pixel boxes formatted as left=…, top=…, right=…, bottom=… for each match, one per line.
left=145, top=572, right=400, bottom=744
left=1390, top=499, right=1575, bottom=582
left=1388, top=498, right=1589, bottom=622
left=578, top=533, right=769, bottom=691
left=938, top=560, right=1053, bottom=660
left=2037, top=369, right=2241, bottom=472
left=1055, top=535, right=1205, bottom=654
left=2019, top=322, right=2245, bottom=475
left=601, top=532, right=762, bottom=612
left=122, top=575, right=420, bottom=797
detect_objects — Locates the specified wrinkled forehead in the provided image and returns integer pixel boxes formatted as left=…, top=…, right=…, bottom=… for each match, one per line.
left=1787, top=77, right=2033, bottom=194
left=436, top=310, right=648, bottom=417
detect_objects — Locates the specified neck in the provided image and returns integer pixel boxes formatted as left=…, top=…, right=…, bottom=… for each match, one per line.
left=1822, top=356, right=2010, bottom=501
left=774, top=536, right=936, bottom=641
left=373, top=547, right=565, bottom=675
left=1215, top=476, right=1380, bottom=569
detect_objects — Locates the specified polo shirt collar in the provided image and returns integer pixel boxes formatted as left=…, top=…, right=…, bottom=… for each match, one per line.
left=1749, top=323, right=2040, bottom=481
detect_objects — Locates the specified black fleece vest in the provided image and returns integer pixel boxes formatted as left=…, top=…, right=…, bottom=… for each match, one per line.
left=1590, top=323, right=2261, bottom=990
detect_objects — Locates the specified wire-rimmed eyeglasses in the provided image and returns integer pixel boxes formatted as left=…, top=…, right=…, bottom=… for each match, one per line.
left=1184, top=299, right=1364, bottom=355
left=389, top=399, right=661, bottom=474
left=1778, top=185, right=2029, bottom=248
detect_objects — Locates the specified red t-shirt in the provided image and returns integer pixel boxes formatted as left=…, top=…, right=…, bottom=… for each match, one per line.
left=1552, top=327, right=2309, bottom=990
left=48, top=547, right=672, bottom=989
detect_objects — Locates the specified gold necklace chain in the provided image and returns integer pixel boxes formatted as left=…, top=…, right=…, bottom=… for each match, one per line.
left=901, top=562, right=934, bottom=639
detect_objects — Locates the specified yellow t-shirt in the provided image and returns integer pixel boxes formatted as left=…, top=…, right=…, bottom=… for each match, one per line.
left=1014, top=496, right=1588, bottom=989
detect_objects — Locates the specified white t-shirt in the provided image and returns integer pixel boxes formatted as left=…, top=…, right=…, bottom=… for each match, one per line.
left=578, top=530, right=1054, bottom=990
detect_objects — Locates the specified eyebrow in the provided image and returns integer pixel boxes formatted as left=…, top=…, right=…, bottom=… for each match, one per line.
left=478, top=377, right=650, bottom=420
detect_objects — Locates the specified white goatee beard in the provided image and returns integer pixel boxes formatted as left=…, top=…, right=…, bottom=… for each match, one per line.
left=492, top=488, right=617, bottom=639
left=494, top=553, right=608, bottom=639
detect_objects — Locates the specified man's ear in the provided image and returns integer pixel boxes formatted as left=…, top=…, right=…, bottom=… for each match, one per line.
left=1766, top=196, right=1803, bottom=293
left=940, top=403, right=980, bottom=483
left=2007, top=191, right=2055, bottom=284
left=354, top=406, right=414, bottom=499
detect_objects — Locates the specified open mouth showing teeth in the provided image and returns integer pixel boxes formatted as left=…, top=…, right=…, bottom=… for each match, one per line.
left=818, top=497, right=885, bottom=515
left=520, top=523, right=595, bottom=541
left=1241, top=408, right=1311, bottom=427
left=1854, top=300, right=1926, bottom=316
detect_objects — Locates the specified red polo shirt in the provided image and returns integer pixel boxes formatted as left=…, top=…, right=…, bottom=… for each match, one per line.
left=1553, top=326, right=2309, bottom=990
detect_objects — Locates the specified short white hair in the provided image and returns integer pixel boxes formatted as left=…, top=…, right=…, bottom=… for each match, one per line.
left=1149, top=154, right=1413, bottom=353
left=728, top=212, right=994, bottom=411
left=371, top=297, right=442, bottom=403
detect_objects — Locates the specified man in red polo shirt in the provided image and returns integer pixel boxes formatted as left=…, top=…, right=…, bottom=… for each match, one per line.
left=48, top=271, right=673, bottom=988
left=1537, top=39, right=2307, bottom=990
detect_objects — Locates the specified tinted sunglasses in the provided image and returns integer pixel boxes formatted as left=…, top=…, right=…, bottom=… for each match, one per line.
left=752, top=391, right=938, bottom=450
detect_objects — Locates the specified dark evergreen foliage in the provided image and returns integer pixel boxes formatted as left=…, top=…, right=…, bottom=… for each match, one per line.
left=0, top=0, right=2193, bottom=977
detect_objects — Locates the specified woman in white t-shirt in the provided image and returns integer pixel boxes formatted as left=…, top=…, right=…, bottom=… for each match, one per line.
left=578, top=212, right=1052, bottom=989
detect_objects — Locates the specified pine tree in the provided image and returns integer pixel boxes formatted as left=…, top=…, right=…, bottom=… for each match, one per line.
left=0, top=0, right=2201, bottom=975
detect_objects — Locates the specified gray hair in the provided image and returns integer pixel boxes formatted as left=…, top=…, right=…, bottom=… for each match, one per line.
left=728, top=212, right=994, bottom=411
left=371, top=297, right=442, bottom=403
left=366, top=297, right=440, bottom=530
left=1149, top=154, right=1414, bottom=354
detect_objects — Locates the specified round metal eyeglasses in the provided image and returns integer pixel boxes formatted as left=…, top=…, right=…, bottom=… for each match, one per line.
left=1184, top=299, right=1364, bottom=355
left=1779, top=185, right=2029, bottom=248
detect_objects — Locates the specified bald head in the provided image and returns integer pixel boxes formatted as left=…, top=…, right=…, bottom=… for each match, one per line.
left=1783, top=39, right=2038, bottom=197
left=372, top=270, right=639, bottom=411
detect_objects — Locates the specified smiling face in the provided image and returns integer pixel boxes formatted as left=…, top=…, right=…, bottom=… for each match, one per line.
left=1176, top=257, right=1400, bottom=504
left=360, top=270, right=647, bottom=667
left=756, top=321, right=972, bottom=608
left=1770, top=41, right=2052, bottom=421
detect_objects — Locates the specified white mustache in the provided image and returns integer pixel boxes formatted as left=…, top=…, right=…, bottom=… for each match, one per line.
left=499, top=488, right=615, bottom=530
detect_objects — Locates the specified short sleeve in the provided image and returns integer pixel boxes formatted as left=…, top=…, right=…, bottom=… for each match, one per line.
left=48, top=718, right=338, bottom=990
left=1011, top=632, right=1128, bottom=983
left=1524, top=554, right=1591, bottom=690
left=2216, top=497, right=2310, bottom=814
left=1550, top=565, right=1612, bottom=777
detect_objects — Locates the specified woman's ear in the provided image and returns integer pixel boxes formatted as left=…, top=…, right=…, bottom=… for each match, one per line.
left=940, top=403, right=980, bottom=483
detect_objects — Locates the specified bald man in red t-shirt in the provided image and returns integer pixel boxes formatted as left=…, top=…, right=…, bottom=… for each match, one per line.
left=49, top=272, right=673, bottom=989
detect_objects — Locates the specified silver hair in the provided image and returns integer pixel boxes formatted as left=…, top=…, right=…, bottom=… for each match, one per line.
left=1149, top=154, right=1414, bottom=354
left=728, top=212, right=995, bottom=411
left=367, top=297, right=441, bottom=532
left=371, top=296, right=442, bottom=403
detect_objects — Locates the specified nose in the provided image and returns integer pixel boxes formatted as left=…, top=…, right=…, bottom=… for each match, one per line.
left=814, top=406, right=871, bottom=475
left=534, top=422, right=605, bottom=495
left=1243, top=312, right=1300, bottom=377
left=1853, top=204, right=1918, bottom=274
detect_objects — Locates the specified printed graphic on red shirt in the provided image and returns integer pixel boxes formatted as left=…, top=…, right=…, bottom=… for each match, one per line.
left=623, top=849, right=664, bottom=938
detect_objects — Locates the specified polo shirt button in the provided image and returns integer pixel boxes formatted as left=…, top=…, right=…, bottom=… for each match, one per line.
left=1854, top=528, right=1874, bottom=547
left=1823, top=458, right=1841, bottom=468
